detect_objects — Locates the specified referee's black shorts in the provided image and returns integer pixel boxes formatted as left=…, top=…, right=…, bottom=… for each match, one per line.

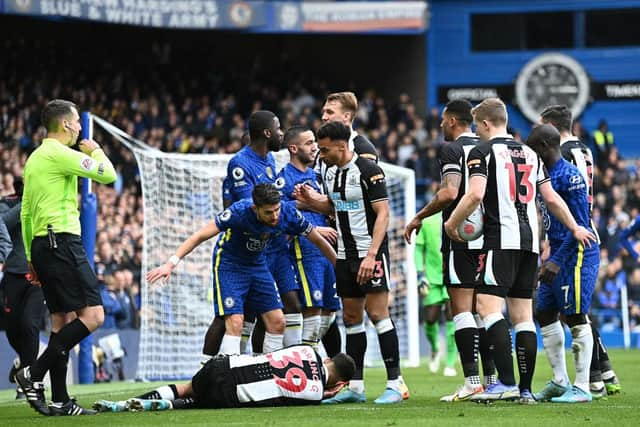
left=31, top=233, right=102, bottom=313
left=475, top=249, right=538, bottom=299
left=335, top=248, right=391, bottom=298
left=191, top=355, right=239, bottom=408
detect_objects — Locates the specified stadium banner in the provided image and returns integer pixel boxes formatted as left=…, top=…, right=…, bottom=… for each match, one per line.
left=2, top=1, right=428, bottom=33
left=3, top=0, right=266, bottom=29
left=275, top=1, right=428, bottom=32
left=437, top=85, right=514, bottom=103
left=592, top=81, right=640, bottom=100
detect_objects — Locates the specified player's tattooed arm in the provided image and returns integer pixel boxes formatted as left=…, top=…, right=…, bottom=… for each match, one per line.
left=404, top=172, right=461, bottom=244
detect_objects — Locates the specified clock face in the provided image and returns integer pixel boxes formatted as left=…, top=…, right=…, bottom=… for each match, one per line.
left=515, top=53, right=590, bottom=123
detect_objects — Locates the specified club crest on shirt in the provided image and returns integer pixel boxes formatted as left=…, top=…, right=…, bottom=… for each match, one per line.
left=224, top=297, right=235, bottom=308
left=313, top=290, right=322, bottom=301
left=247, top=237, right=268, bottom=251
left=80, top=157, right=94, bottom=171
left=232, top=167, right=245, bottom=180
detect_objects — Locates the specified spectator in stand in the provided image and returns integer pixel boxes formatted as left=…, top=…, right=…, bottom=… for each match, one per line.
left=592, top=119, right=615, bottom=171
left=595, top=259, right=625, bottom=329
left=101, top=276, right=124, bottom=330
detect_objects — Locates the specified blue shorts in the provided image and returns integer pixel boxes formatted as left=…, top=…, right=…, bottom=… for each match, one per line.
left=292, top=245, right=339, bottom=310
left=322, top=267, right=341, bottom=311
left=536, top=247, right=599, bottom=315
left=212, top=261, right=282, bottom=316
left=268, top=248, right=299, bottom=296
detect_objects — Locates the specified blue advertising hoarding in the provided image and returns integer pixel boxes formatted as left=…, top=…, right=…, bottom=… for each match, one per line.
left=1, top=0, right=429, bottom=33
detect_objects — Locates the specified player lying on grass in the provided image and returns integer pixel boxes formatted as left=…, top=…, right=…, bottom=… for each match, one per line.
left=93, top=345, right=355, bottom=412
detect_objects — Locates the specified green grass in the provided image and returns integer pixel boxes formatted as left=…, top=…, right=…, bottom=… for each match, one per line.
left=1, top=350, right=638, bottom=426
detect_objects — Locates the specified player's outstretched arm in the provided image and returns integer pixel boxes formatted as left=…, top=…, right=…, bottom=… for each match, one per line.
left=404, top=172, right=461, bottom=244
left=306, top=227, right=337, bottom=266
left=538, top=181, right=596, bottom=248
left=146, top=221, right=221, bottom=284
left=444, top=175, right=485, bottom=242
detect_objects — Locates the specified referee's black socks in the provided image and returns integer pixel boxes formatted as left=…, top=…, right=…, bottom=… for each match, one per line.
left=30, top=319, right=90, bottom=382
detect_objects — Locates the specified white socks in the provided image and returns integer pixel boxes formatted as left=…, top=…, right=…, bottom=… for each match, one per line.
left=219, top=334, right=241, bottom=355
left=349, top=379, right=365, bottom=394
left=263, top=332, right=284, bottom=353
left=541, top=321, right=569, bottom=386
left=155, top=385, right=177, bottom=400
left=570, top=324, right=593, bottom=392
left=482, top=312, right=504, bottom=330
left=454, top=312, right=477, bottom=331
left=284, top=313, right=303, bottom=347
left=319, top=313, right=335, bottom=338
left=302, top=315, right=321, bottom=348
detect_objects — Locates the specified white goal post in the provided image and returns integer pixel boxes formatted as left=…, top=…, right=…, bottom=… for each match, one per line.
left=93, top=116, right=419, bottom=380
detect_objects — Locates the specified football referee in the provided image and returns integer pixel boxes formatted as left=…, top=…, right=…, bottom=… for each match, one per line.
left=16, top=99, right=116, bottom=416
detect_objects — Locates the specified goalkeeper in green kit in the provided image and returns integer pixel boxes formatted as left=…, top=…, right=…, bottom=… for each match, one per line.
left=415, top=212, right=457, bottom=376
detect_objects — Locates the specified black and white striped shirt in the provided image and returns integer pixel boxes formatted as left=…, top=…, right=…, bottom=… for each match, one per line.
left=440, top=132, right=483, bottom=251
left=467, top=135, right=549, bottom=253
left=226, top=345, right=327, bottom=407
left=561, top=137, right=600, bottom=243
left=325, top=152, right=389, bottom=259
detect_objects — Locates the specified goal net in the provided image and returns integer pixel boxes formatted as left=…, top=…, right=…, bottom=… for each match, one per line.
left=94, top=116, right=418, bottom=381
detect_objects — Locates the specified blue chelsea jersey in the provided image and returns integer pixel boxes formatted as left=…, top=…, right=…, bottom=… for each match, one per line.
left=539, top=158, right=598, bottom=265
left=276, top=164, right=328, bottom=228
left=213, top=199, right=313, bottom=266
left=222, top=146, right=277, bottom=205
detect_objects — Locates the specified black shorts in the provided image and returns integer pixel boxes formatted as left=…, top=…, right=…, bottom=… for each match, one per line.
left=31, top=233, right=102, bottom=313
left=191, top=355, right=239, bottom=408
left=476, top=249, right=538, bottom=299
left=335, top=249, right=390, bottom=299
left=443, top=250, right=484, bottom=288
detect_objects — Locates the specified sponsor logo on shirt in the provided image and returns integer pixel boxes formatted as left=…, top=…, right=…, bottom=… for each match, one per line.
left=369, top=173, right=385, bottom=183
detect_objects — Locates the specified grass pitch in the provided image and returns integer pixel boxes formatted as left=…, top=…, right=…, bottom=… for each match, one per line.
left=0, top=349, right=637, bottom=427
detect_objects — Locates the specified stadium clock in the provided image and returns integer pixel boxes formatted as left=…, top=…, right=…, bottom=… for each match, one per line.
left=515, top=53, right=590, bottom=123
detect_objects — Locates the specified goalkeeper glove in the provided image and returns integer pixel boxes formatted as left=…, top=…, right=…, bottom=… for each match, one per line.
left=417, top=273, right=429, bottom=297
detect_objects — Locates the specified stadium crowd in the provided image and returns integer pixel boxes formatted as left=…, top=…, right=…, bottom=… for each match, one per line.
left=1, top=47, right=639, bottom=333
